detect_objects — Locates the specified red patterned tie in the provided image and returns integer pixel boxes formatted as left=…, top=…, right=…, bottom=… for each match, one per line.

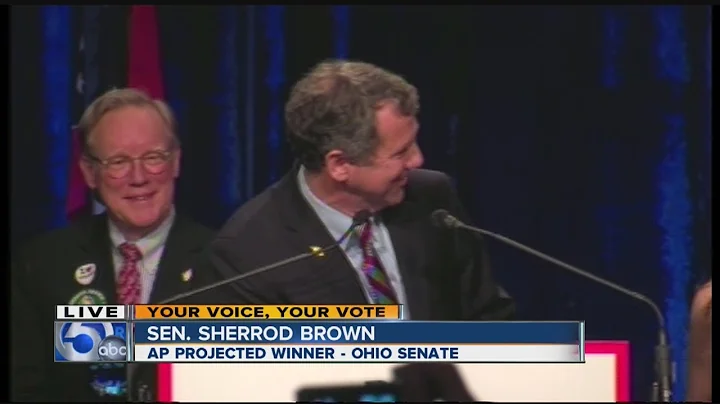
left=117, top=242, right=142, bottom=304
left=359, top=222, right=398, bottom=304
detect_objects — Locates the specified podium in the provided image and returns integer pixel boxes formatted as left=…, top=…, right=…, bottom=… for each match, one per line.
left=156, top=340, right=629, bottom=402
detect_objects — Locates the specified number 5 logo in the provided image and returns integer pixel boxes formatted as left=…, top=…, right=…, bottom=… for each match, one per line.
left=55, top=322, right=114, bottom=361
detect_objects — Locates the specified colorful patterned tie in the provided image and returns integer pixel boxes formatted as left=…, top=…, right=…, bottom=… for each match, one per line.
left=117, top=242, right=142, bottom=304
left=359, top=222, right=398, bottom=304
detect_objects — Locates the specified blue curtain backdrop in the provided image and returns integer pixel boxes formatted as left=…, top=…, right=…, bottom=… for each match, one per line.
left=10, top=5, right=711, bottom=401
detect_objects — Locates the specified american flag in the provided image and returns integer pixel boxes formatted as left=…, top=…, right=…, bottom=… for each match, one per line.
left=66, top=6, right=140, bottom=220
left=72, top=8, right=166, bottom=399
left=66, top=6, right=106, bottom=220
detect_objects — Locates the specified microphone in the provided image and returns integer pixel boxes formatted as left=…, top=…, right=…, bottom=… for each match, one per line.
left=127, top=211, right=372, bottom=401
left=129, top=211, right=371, bottom=402
left=431, top=209, right=673, bottom=402
left=157, top=209, right=371, bottom=305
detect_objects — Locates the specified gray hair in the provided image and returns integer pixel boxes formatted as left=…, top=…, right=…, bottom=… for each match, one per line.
left=77, top=88, right=179, bottom=157
left=284, top=60, right=419, bottom=171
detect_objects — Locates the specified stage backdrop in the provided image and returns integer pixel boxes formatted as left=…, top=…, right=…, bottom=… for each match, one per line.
left=10, top=5, right=711, bottom=401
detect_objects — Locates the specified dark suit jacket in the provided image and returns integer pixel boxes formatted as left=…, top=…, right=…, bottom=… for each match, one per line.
left=11, top=213, right=214, bottom=402
left=193, top=167, right=515, bottom=321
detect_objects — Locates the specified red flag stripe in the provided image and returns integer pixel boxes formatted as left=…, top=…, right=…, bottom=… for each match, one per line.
left=128, top=6, right=165, bottom=98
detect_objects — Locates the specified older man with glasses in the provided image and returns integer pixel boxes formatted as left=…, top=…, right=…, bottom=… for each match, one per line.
left=11, top=88, right=214, bottom=402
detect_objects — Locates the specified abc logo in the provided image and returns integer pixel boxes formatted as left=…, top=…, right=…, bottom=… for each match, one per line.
left=55, top=322, right=127, bottom=362
left=97, top=336, right=127, bottom=361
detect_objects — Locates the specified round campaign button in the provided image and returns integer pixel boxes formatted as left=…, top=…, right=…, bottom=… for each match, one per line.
left=68, top=289, right=107, bottom=305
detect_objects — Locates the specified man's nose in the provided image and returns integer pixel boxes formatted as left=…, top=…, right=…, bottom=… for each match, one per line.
left=408, top=146, right=424, bottom=169
left=128, top=160, right=149, bottom=184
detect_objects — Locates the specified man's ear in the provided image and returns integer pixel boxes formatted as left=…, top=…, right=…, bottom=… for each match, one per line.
left=324, top=150, right=351, bottom=182
left=172, top=149, right=182, bottom=178
left=79, top=158, right=98, bottom=189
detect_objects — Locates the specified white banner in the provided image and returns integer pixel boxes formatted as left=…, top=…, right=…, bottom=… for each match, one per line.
left=156, top=341, right=630, bottom=402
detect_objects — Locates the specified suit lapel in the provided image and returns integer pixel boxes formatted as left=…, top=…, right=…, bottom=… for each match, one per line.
left=76, top=214, right=207, bottom=305
left=148, top=216, right=207, bottom=304
left=274, top=168, right=368, bottom=304
left=382, top=202, right=430, bottom=319
left=76, top=214, right=119, bottom=305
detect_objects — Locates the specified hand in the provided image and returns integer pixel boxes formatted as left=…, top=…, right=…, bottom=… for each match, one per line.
left=393, top=363, right=476, bottom=402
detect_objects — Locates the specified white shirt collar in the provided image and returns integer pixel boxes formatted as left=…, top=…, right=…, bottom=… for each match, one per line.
left=108, top=207, right=176, bottom=259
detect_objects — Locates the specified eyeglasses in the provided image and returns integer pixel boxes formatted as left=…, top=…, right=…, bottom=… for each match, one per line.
left=88, top=150, right=175, bottom=179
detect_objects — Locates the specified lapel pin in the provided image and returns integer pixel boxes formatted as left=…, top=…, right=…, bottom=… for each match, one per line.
left=181, top=268, right=193, bottom=282
left=74, top=263, right=97, bottom=286
left=69, top=289, right=107, bottom=305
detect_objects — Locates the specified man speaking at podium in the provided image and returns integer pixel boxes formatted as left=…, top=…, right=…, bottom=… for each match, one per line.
left=196, top=60, right=514, bottom=321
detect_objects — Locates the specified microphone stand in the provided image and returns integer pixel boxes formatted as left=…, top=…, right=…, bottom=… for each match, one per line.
left=126, top=247, right=337, bottom=402
left=158, top=245, right=335, bottom=304
left=434, top=211, right=673, bottom=402
left=159, top=210, right=370, bottom=304
left=128, top=213, right=369, bottom=401
left=126, top=212, right=370, bottom=401
left=653, top=331, right=673, bottom=403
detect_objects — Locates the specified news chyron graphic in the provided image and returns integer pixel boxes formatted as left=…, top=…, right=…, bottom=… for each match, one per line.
left=55, top=305, right=129, bottom=363
left=130, top=305, right=584, bottom=364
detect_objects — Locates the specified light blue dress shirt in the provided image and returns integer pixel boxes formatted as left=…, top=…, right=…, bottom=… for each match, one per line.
left=297, top=166, right=411, bottom=318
